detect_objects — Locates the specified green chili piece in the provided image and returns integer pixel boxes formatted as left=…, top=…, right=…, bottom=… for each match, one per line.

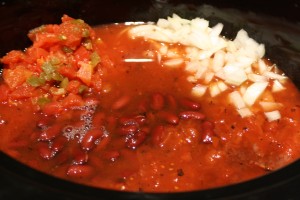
left=51, top=72, right=64, bottom=81
left=42, top=62, right=55, bottom=74
left=37, top=97, right=51, bottom=106
left=90, top=51, right=101, bottom=67
left=60, top=77, right=69, bottom=89
left=49, top=57, right=61, bottom=65
left=62, top=46, right=73, bottom=53
left=79, top=85, right=88, bottom=93
left=27, top=75, right=45, bottom=87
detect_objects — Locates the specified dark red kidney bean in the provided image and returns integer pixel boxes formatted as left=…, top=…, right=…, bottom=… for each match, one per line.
left=36, top=115, right=54, bottom=129
left=179, top=111, right=205, bottom=120
left=151, top=93, right=165, bottom=111
left=166, top=94, right=178, bottom=110
left=179, top=98, right=201, bottom=110
left=67, top=164, right=93, bottom=178
left=73, top=149, right=89, bottom=165
left=157, top=111, right=179, bottom=125
left=38, top=142, right=55, bottom=160
left=202, top=121, right=215, bottom=144
left=137, top=98, right=149, bottom=113
left=118, top=124, right=139, bottom=136
left=111, top=95, right=131, bottom=110
left=104, top=150, right=120, bottom=161
left=126, top=131, right=147, bottom=149
left=51, top=136, right=67, bottom=152
left=39, top=124, right=62, bottom=141
left=119, top=115, right=146, bottom=126
left=81, top=128, right=104, bottom=151
left=151, top=125, right=168, bottom=147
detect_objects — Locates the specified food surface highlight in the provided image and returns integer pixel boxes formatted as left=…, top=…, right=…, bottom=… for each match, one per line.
left=0, top=14, right=300, bottom=192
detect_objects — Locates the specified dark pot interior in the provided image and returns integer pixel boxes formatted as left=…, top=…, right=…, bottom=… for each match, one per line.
left=0, top=0, right=300, bottom=199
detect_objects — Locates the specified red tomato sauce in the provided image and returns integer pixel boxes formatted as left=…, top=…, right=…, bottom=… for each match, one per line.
left=1, top=15, right=300, bottom=192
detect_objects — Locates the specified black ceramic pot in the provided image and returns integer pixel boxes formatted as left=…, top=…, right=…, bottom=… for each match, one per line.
left=0, top=0, right=300, bottom=199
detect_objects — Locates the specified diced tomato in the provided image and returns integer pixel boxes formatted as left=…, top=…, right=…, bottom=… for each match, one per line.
left=62, top=93, right=84, bottom=108
left=2, top=67, right=32, bottom=89
left=25, top=47, right=49, bottom=63
left=1, top=50, right=25, bottom=67
left=66, top=80, right=81, bottom=94
left=77, top=62, right=93, bottom=86
left=32, top=33, right=61, bottom=49
left=42, top=101, right=63, bottom=116
left=9, top=84, right=35, bottom=99
left=91, top=73, right=102, bottom=92
left=0, top=84, right=10, bottom=102
left=57, top=65, right=77, bottom=79
left=74, top=46, right=90, bottom=63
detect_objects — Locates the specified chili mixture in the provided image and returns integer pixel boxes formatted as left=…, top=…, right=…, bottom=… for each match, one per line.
left=0, top=15, right=300, bottom=192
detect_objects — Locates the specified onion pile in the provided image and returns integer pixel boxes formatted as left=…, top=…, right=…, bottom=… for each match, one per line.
left=129, top=14, right=287, bottom=121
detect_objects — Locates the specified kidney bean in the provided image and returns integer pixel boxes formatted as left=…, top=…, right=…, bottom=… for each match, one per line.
left=38, top=142, right=55, bottom=160
left=51, top=136, right=67, bottom=153
left=157, top=111, right=179, bottom=125
left=137, top=98, right=149, bottom=113
left=81, top=128, right=104, bottom=151
left=73, top=149, right=89, bottom=165
left=151, top=125, right=170, bottom=147
left=166, top=94, right=178, bottom=110
left=126, top=131, right=147, bottom=149
left=39, top=124, right=62, bottom=141
left=179, top=111, right=205, bottom=120
left=151, top=92, right=165, bottom=111
left=179, top=98, right=201, bottom=110
left=67, top=164, right=93, bottom=178
left=118, top=124, right=139, bottom=136
left=202, top=121, right=215, bottom=144
left=111, top=95, right=131, bottom=110
left=119, top=115, right=146, bottom=126
left=36, top=115, right=54, bottom=129
left=104, top=150, right=120, bottom=161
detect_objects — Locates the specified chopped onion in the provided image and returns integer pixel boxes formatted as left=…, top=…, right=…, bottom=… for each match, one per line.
left=191, top=84, right=207, bottom=97
left=209, top=82, right=221, bottom=97
left=243, top=82, right=268, bottom=106
left=223, top=65, right=248, bottom=86
left=272, top=80, right=286, bottom=92
left=237, top=107, right=253, bottom=118
left=163, top=58, right=184, bottom=67
left=264, top=110, right=281, bottom=122
left=228, top=91, right=246, bottom=109
left=259, top=101, right=283, bottom=112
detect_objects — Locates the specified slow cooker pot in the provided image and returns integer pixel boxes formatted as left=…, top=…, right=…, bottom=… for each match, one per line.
left=0, top=0, right=300, bottom=199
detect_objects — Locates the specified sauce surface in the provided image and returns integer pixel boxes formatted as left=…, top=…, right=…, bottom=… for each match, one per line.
left=1, top=15, right=300, bottom=192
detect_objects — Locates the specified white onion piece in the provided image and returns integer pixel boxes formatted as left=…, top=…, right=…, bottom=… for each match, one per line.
left=192, top=84, right=207, bottom=97
left=259, top=101, right=283, bottom=112
left=163, top=58, right=184, bottom=67
left=272, top=80, right=286, bottom=92
left=223, top=65, right=248, bottom=86
left=243, top=82, right=268, bottom=106
left=237, top=107, right=253, bottom=118
left=265, top=110, right=281, bottom=122
left=209, top=82, right=221, bottom=97
left=263, top=71, right=287, bottom=81
left=248, top=73, right=268, bottom=82
left=228, top=91, right=246, bottom=109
